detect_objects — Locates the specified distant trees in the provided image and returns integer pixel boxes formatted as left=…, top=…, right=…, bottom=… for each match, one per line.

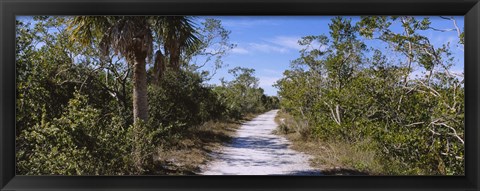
left=214, top=67, right=279, bottom=119
left=275, top=16, right=464, bottom=175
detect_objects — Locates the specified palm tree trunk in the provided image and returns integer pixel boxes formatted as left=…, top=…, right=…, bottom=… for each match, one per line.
left=132, top=56, right=149, bottom=173
left=132, top=58, right=149, bottom=123
left=169, top=42, right=181, bottom=71
left=153, top=50, right=165, bottom=86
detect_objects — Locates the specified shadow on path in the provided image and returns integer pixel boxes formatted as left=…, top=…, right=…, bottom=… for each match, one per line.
left=201, top=110, right=321, bottom=175
left=268, top=170, right=323, bottom=176
left=230, top=136, right=289, bottom=150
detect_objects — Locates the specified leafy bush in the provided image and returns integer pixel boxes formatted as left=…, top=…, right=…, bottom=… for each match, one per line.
left=148, top=70, right=226, bottom=140
left=17, top=92, right=135, bottom=175
left=212, top=67, right=278, bottom=119
left=275, top=16, right=464, bottom=175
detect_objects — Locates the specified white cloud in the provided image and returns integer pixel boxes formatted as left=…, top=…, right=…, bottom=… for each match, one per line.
left=230, top=35, right=330, bottom=55
left=231, top=47, right=249, bottom=54
left=230, top=42, right=289, bottom=55
left=266, top=35, right=328, bottom=52
left=433, top=34, right=459, bottom=46
left=220, top=18, right=279, bottom=28
left=248, top=43, right=288, bottom=53
left=267, top=36, right=303, bottom=51
left=263, top=69, right=282, bottom=75
left=446, top=36, right=457, bottom=45
left=258, top=76, right=281, bottom=96
left=259, top=76, right=281, bottom=88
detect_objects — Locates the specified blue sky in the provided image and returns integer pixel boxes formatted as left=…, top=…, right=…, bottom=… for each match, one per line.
left=195, top=16, right=464, bottom=96
left=17, top=16, right=464, bottom=96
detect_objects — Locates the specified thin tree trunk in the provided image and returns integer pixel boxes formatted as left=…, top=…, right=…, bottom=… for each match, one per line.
left=400, top=17, right=414, bottom=86
left=398, top=17, right=414, bottom=111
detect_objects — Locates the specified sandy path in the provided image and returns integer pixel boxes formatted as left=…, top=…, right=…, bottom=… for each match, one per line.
left=200, top=110, right=322, bottom=175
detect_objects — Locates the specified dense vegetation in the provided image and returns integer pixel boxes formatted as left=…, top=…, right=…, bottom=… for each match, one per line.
left=275, top=16, right=464, bottom=175
left=16, top=16, right=279, bottom=175
left=16, top=16, right=463, bottom=176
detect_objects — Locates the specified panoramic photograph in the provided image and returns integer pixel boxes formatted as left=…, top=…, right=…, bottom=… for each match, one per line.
left=15, top=16, right=464, bottom=175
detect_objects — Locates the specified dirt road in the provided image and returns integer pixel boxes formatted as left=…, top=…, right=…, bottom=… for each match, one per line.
left=200, top=110, right=322, bottom=175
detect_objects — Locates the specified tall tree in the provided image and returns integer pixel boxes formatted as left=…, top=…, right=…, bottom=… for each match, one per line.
left=324, top=17, right=366, bottom=126
left=68, top=16, right=153, bottom=123
left=151, top=16, right=200, bottom=85
left=68, top=16, right=153, bottom=172
left=327, top=17, right=365, bottom=91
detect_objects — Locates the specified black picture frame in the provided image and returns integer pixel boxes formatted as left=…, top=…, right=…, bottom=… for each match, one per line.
left=1, top=0, right=479, bottom=190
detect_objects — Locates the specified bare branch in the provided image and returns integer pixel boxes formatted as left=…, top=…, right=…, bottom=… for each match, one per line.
left=405, top=122, right=425, bottom=127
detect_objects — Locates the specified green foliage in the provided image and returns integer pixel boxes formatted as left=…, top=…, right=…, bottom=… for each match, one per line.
left=15, top=16, right=239, bottom=175
left=276, top=16, right=464, bottom=175
left=17, top=92, right=134, bottom=175
left=17, top=15, right=463, bottom=176
left=213, top=67, right=278, bottom=119
left=148, top=70, right=226, bottom=139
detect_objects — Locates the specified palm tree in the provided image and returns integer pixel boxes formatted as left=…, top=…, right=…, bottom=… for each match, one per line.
left=68, top=16, right=200, bottom=173
left=151, top=16, right=200, bottom=85
left=68, top=15, right=200, bottom=126
left=69, top=16, right=152, bottom=123
left=68, top=16, right=153, bottom=173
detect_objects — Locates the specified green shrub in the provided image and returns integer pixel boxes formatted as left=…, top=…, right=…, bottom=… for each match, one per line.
left=17, top=92, right=135, bottom=175
left=148, top=70, right=226, bottom=140
left=276, top=16, right=464, bottom=175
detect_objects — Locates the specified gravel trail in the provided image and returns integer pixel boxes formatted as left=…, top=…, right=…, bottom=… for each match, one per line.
left=200, top=110, right=322, bottom=175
